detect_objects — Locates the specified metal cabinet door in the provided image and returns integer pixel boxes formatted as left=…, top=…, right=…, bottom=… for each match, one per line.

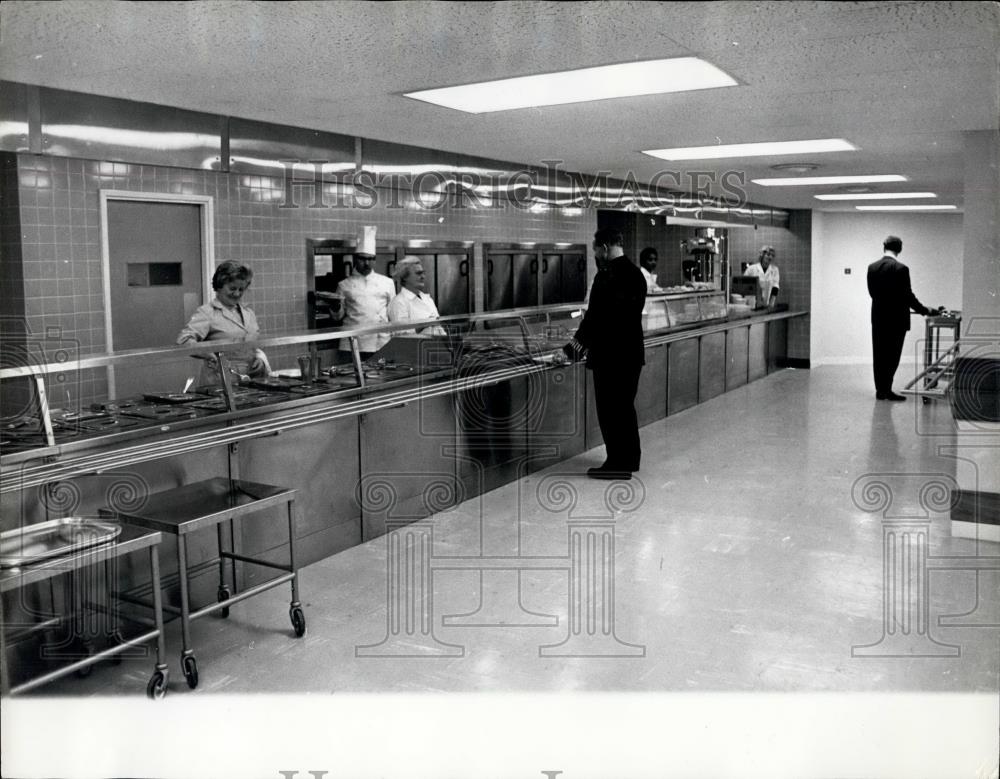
left=541, top=254, right=563, bottom=304
left=486, top=253, right=513, bottom=311
left=512, top=253, right=538, bottom=308
left=561, top=253, right=588, bottom=302
left=434, top=253, right=471, bottom=315
left=376, top=249, right=397, bottom=283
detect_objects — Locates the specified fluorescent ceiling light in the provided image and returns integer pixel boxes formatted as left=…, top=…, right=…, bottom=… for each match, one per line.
left=815, top=192, right=936, bottom=200
left=643, top=138, right=854, bottom=161
left=404, top=57, right=737, bottom=114
left=752, top=174, right=907, bottom=186
left=855, top=204, right=958, bottom=211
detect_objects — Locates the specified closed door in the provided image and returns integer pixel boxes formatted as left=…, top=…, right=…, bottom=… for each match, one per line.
left=486, top=254, right=513, bottom=311
left=562, top=253, right=587, bottom=302
left=434, top=253, right=470, bottom=315
left=512, top=253, right=538, bottom=308
left=541, top=254, right=562, bottom=304
left=107, top=200, right=204, bottom=397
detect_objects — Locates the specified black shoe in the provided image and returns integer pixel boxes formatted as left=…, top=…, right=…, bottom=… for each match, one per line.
left=587, top=466, right=632, bottom=480
left=876, top=392, right=907, bottom=401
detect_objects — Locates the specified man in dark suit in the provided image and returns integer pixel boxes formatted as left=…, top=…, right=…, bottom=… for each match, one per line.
left=866, top=235, right=941, bottom=401
left=565, top=228, right=647, bottom=479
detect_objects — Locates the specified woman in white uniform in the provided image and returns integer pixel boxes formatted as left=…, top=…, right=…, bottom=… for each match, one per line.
left=744, top=245, right=780, bottom=309
left=387, top=256, right=446, bottom=336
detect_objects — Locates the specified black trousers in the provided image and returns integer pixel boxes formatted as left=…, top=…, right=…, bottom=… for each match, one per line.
left=872, top=325, right=907, bottom=395
left=591, top=364, right=642, bottom=469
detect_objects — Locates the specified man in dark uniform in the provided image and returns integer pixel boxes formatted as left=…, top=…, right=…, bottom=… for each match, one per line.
left=565, top=228, right=647, bottom=479
left=866, top=235, right=941, bottom=401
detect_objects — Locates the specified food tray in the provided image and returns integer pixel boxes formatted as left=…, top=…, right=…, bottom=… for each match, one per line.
left=142, top=392, right=211, bottom=404
left=0, top=517, right=123, bottom=569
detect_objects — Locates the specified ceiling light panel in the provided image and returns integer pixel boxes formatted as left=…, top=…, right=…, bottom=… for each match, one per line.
left=815, top=192, right=937, bottom=200
left=404, top=57, right=737, bottom=114
left=643, top=138, right=855, bottom=161
left=752, top=175, right=908, bottom=186
left=855, top=204, right=958, bottom=211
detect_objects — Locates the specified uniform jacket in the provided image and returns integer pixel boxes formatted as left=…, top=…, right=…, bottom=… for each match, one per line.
left=177, top=297, right=269, bottom=384
left=573, top=254, right=647, bottom=370
left=866, top=254, right=930, bottom=332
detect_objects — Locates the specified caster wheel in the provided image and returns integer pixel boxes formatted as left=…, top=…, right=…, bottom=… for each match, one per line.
left=217, top=586, right=231, bottom=618
left=922, top=397, right=931, bottom=405
left=75, top=642, right=95, bottom=678
left=182, top=655, right=199, bottom=689
left=147, top=670, right=168, bottom=699
left=290, top=607, right=306, bottom=638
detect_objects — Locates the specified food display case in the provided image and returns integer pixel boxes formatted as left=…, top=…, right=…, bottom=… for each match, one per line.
left=642, top=290, right=728, bottom=333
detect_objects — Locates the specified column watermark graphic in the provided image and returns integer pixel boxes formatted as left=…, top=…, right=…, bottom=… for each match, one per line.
left=356, top=469, right=646, bottom=659
left=850, top=472, right=1000, bottom=658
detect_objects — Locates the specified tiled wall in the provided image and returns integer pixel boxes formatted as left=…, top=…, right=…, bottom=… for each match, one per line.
left=728, top=211, right=812, bottom=361
left=2, top=153, right=596, bottom=407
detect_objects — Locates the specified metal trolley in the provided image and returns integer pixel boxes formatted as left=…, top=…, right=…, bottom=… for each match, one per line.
left=0, top=523, right=170, bottom=699
left=105, top=477, right=305, bottom=689
left=904, top=310, right=961, bottom=403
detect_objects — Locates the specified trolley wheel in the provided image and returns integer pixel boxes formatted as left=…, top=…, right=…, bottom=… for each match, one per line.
left=182, top=654, right=199, bottom=689
left=75, top=641, right=95, bottom=677
left=922, top=397, right=931, bottom=405
left=217, top=586, right=232, bottom=618
left=290, top=606, right=306, bottom=638
left=147, top=669, right=168, bottom=699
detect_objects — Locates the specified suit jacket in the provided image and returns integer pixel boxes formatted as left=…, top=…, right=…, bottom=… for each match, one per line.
left=866, top=254, right=930, bottom=332
left=573, top=254, right=647, bottom=370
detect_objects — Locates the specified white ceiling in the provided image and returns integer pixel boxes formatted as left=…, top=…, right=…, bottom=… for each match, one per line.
left=1, top=0, right=997, bottom=211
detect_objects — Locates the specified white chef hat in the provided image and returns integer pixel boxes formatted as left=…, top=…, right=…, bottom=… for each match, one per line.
left=356, top=225, right=377, bottom=257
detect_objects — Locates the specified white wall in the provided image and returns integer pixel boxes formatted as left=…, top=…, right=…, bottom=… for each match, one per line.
left=811, top=212, right=964, bottom=366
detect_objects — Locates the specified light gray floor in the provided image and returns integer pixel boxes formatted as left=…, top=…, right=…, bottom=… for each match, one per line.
left=31, top=365, right=1000, bottom=696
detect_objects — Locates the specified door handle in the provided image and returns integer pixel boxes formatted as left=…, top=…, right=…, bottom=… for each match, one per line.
left=542, top=258, right=549, bottom=273
left=459, top=259, right=469, bottom=277
left=487, top=259, right=493, bottom=275
left=530, top=259, right=538, bottom=273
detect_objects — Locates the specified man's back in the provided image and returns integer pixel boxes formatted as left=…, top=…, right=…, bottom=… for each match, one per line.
left=867, top=255, right=924, bottom=331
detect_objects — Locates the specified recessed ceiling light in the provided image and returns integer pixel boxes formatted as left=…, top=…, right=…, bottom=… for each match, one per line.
left=855, top=204, right=957, bottom=211
left=403, top=57, right=737, bottom=114
left=769, top=163, right=821, bottom=173
left=815, top=192, right=937, bottom=200
left=642, top=139, right=855, bottom=161
left=752, top=174, right=908, bottom=186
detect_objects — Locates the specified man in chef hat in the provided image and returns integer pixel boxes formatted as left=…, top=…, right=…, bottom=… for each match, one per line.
left=331, top=225, right=397, bottom=358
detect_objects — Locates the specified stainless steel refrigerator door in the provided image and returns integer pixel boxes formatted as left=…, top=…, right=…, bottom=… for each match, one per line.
left=512, top=253, right=539, bottom=309
left=486, top=253, right=513, bottom=311
left=433, top=253, right=471, bottom=316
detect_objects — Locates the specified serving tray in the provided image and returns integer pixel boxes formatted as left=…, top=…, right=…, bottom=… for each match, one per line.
left=0, top=517, right=123, bottom=569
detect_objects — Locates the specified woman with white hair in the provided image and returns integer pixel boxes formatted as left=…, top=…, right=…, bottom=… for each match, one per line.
left=387, top=256, right=446, bottom=336
left=744, top=245, right=780, bottom=310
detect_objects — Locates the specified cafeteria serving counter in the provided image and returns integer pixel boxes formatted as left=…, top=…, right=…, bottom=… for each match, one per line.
left=1, top=301, right=805, bottom=602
